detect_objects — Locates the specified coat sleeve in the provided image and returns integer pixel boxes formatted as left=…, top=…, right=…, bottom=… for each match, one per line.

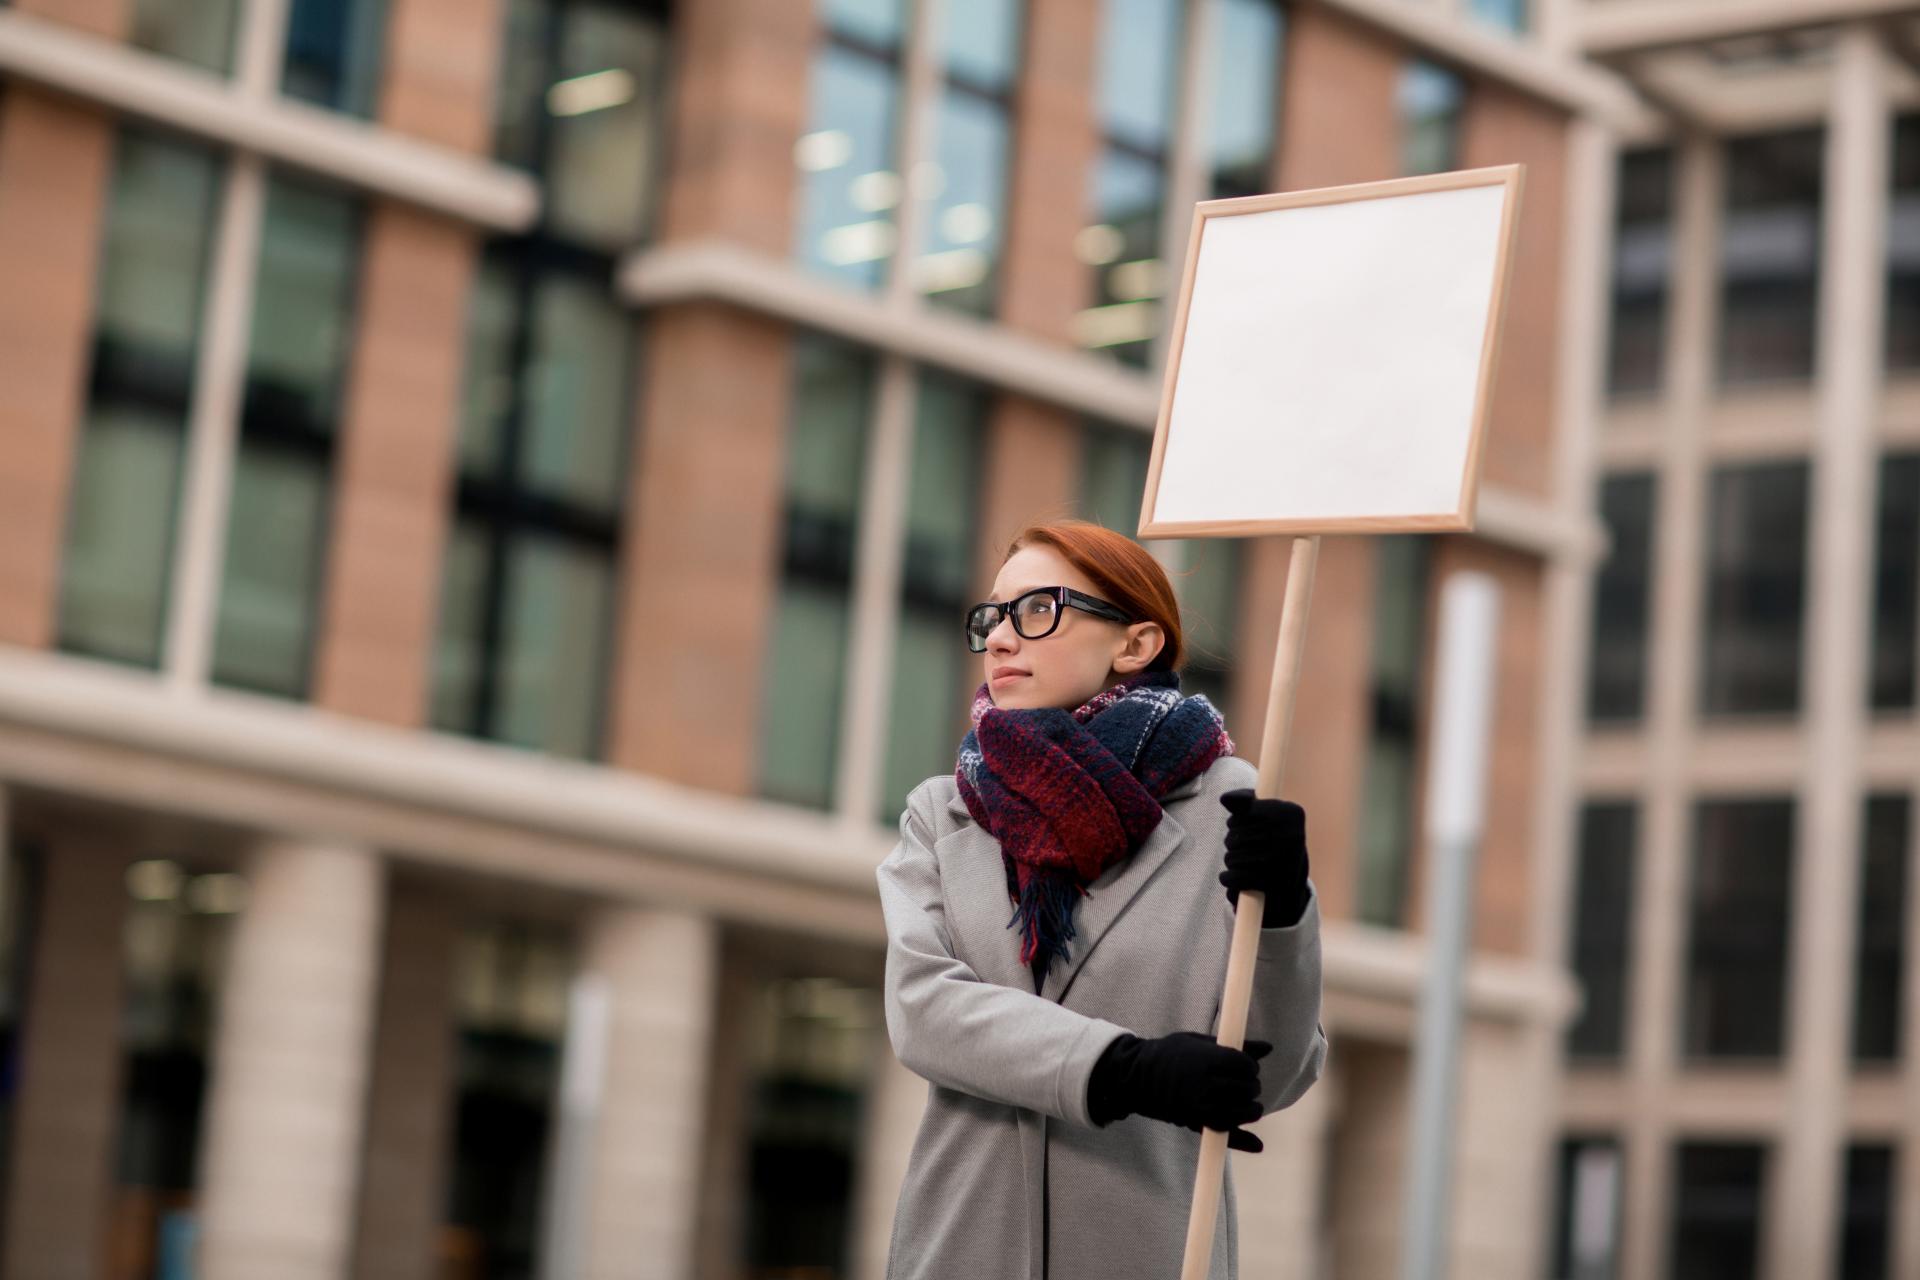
left=876, top=784, right=1130, bottom=1127
left=1241, top=881, right=1328, bottom=1113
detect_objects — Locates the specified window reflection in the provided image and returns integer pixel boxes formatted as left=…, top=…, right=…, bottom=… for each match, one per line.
left=1868, top=454, right=1920, bottom=711
left=132, top=0, right=239, bottom=75
left=1684, top=799, right=1793, bottom=1061
left=795, top=1, right=907, bottom=290
left=60, top=132, right=220, bottom=669
left=1079, top=0, right=1182, bottom=367
left=1207, top=0, right=1284, bottom=200
left=282, top=0, right=387, bottom=117
left=1719, top=128, right=1823, bottom=386
left=1699, top=461, right=1807, bottom=717
left=1568, top=803, right=1636, bottom=1060
left=1588, top=471, right=1656, bottom=723
left=917, top=0, right=1022, bottom=316
left=1399, top=60, right=1464, bottom=178
left=1608, top=148, right=1673, bottom=398
left=1887, top=116, right=1920, bottom=369
left=495, top=0, right=670, bottom=249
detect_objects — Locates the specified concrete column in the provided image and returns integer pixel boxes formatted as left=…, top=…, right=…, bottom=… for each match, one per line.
left=1619, top=130, right=1721, bottom=1280
left=575, top=905, right=718, bottom=1280
left=1768, top=27, right=1891, bottom=1280
left=1233, top=1065, right=1334, bottom=1280
left=1449, top=1023, right=1559, bottom=1280
left=350, top=877, right=459, bottom=1280
left=195, top=839, right=385, bottom=1280
left=848, top=1044, right=931, bottom=1280
left=1327, top=1043, right=1412, bottom=1280
left=1, top=830, right=132, bottom=1280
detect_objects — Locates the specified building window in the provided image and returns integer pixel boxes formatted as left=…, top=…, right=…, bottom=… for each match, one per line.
left=1206, top=0, right=1285, bottom=200
left=1719, top=128, right=1823, bottom=387
left=131, top=0, right=239, bottom=74
left=1887, top=116, right=1920, bottom=369
left=1852, top=795, right=1907, bottom=1064
left=445, top=917, right=572, bottom=1276
left=1080, top=421, right=1152, bottom=533
left=1840, top=1144, right=1896, bottom=1280
left=760, top=337, right=877, bottom=809
left=1684, top=798, right=1794, bottom=1061
left=1549, top=1135, right=1622, bottom=1280
left=1607, top=147, right=1673, bottom=398
left=115, top=856, right=246, bottom=1273
left=1587, top=471, right=1656, bottom=725
left=794, top=0, right=907, bottom=291
left=1077, top=0, right=1184, bottom=366
left=1356, top=535, right=1430, bottom=928
left=1670, top=1142, right=1767, bottom=1280
left=430, top=250, right=633, bottom=760
left=742, top=974, right=883, bottom=1274
left=916, top=0, right=1022, bottom=315
left=1869, top=454, right=1920, bottom=712
left=1398, top=60, right=1464, bottom=178
left=1569, top=802, right=1636, bottom=1061
left=1467, top=0, right=1528, bottom=35
left=282, top=0, right=388, bottom=117
left=881, top=374, right=988, bottom=820
left=1700, top=461, right=1807, bottom=719
left=58, top=131, right=221, bottom=669
left=495, top=0, right=672, bottom=251
left=209, top=174, right=363, bottom=700
left=1180, top=540, right=1241, bottom=716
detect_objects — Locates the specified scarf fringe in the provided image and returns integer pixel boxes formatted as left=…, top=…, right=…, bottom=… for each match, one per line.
left=1008, top=873, right=1081, bottom=969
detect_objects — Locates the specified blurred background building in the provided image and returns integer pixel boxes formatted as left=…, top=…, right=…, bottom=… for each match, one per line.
left=0, top=0, right=1906, bottom=1279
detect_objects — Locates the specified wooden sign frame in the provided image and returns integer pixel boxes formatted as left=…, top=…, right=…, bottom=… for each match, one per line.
left=1137, top=164, right=1525, bottom=541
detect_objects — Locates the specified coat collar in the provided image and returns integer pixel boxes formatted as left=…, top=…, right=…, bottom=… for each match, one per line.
left=936, top=775, right=1204, bottom=1002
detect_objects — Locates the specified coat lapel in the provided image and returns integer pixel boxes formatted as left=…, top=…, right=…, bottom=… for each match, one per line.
left=1040, top=801, right=1188, bottom=1003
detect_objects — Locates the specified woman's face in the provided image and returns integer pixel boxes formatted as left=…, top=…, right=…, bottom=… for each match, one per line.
left=979, top=544, right=1165, bottom=711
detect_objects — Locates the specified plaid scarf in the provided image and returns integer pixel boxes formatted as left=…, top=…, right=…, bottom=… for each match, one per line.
left=955, top=669, right=1234, bottom=980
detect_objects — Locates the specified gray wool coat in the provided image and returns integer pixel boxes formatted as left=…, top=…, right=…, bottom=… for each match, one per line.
left=875, top=753, right=1328, bottom=1280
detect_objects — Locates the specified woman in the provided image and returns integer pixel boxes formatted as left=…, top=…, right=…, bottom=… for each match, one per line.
left=876, top=520, right=1327, bottom=1279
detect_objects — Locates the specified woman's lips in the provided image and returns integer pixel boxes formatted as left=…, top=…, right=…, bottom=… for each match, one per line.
left=991, top=670, right=1028, bottom=687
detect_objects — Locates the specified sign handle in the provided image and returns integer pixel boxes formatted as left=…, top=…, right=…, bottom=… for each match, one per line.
left=1178, top=533, right=1319, bottom=1280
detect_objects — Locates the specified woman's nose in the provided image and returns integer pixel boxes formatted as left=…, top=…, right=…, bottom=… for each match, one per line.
left=986, top=614, right=1019, bottom=653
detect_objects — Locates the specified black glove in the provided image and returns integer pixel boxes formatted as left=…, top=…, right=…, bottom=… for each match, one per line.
left=1219, top=789, right=1311, bottom=928
left=1086, top=1031, right=1271, bottom=1153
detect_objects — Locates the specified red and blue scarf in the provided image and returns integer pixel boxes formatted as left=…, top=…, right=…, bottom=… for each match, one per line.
left=955, top=669, right=1235, bottom=979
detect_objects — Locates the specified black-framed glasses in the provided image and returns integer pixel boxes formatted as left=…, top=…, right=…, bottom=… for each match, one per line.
left=964, top=587, right=1134, bottom=653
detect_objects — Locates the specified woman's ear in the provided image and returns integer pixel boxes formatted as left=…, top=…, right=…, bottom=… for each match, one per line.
left=1113, top=621, right=1166, bottom=673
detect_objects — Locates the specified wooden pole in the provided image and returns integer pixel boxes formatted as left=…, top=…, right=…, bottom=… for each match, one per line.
left=1178, top=534, right=1319, bottom=1280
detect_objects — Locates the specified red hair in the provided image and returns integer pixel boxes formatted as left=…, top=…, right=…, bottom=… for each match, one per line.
left=1003, top=520, right=1184, bottom=671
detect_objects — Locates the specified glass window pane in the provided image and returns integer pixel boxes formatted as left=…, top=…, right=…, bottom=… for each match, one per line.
left=1356, top=535, right=1430, bottom=928
left=1701, top=462, right=1808, bottom=717
left=761, top=582, right=852, bottom=808
left=1608, top=148, right=1673, bottom=397
left=429, top=522, right=492, bottom=737
left=1180, top=539, right=1240, bottom=705
left=1095, top=0, right=1182, bottom=151
left=1840, top=1144, right=1895, bottom=1280
left=1720, top=128, right=1823, bottom=386
left=1852, top=795, right=1908, bottom=1063
left=1888, top=116, right=1920, bottom=369
left=1080, top=423, right=1151, bottom=533
left=58, top=409, right=186, bottom=667
left=1588, top=471, right=1656, bottom=723
left=940, top=0, right=1020, bottom=89
left=1399, top=61, right=1464, bottom=177
left=494, top=0, right=551, bottom=170
left=1467, top=0, right=1528, bottom=34
left=545, top=2, right=668, bottom=246
left=918, top=88, right=1011, bottom=316
left=59, top=131, right=219, bottom=668
left=795, top=43, right=902, bottom=291
left=824, top=0, right=905, bottom=48
left=492, top=533, right=612, bottom=758
left=458, top=258, right=519, bottom=479
left=283, top=0, right=388, bottom=116
left=883, top=376, right=986, bottom=820
left=1568, top=803, right=1637, bottom=1060
left=1207, top=0, right=1283, bottom=199
left=520, top=272, right=633, bottom=512
left=1550, top=1136, right=1624, bottom=1280
left=133, top=0, right=239, bottom=73
left=212, top=443, right=330, bottom=696
left=1684, top=799, right=1794, bottom=1060
left=243, top=179, right=360, bottom=437
left=1080, top=149, right=1165, bottom=365
left=1670, top=1143, right=1766, bottom=1280
left=1869, top=454, right=1920, bottom=711
left=760, top=339, right=876, bottom=808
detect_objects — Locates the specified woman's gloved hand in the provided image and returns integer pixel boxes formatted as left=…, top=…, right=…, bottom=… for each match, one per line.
left=1086, top=1031, right=1271, bottom=1152
left=1219, top=789, right=1312, bottom=928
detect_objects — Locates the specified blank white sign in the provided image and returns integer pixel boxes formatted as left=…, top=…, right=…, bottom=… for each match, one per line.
left=1140, top=166, right=1522, bottom=538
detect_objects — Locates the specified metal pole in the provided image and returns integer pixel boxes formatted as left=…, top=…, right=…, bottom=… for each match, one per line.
left=1399, top=570, right=1502, bottom=1280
